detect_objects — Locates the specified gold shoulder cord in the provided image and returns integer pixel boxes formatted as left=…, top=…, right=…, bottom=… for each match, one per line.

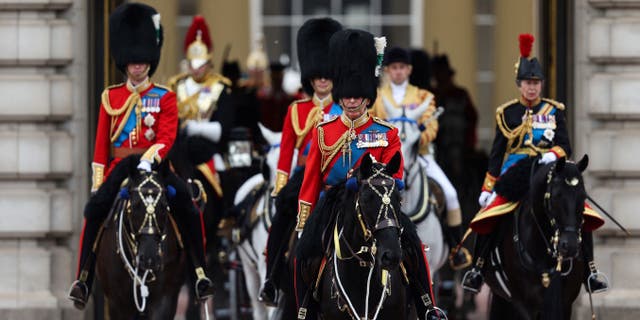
left=318, top=126, right=349, bottom=172
left=101, top=88, right=141, bottom=143
left=292, top=104, right=323, bottom=149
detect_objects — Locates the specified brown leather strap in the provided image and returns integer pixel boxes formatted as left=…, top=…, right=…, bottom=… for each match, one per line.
left=111, top=147, right=146, bottom=159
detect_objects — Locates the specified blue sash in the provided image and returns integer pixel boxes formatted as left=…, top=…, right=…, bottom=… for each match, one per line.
left=325, top=122, right=389, bottom=186
left=114, top=87, right=167, bottom=147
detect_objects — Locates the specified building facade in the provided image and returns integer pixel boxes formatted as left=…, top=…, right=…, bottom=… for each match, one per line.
left=0, top=0, right=637, bottom=319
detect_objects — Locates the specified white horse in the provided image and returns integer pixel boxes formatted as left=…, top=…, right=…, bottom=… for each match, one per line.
left=384, top=99, right=448, bottom=277
left=232, top=123, right=293, bottom=320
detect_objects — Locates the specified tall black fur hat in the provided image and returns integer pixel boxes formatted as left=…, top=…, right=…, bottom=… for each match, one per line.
left=516, top=33, right=544, bottom=81
left=109, top=3, right=164, bottom=77
left=297, top=18, right=342, bottom=95
left=329, top=29, right=379, bottom=105
left=383, top=47, right=410, bottom=66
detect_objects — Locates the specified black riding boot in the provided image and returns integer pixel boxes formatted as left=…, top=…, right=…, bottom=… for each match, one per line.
left=68, top=178, right=122, bottom=310
left=582, top=232, right=609, bottom=293
left=294, top=256, right=319, bottom=320
left=462, top=233, right=494, bottom=293
left=168, top=174, right=214, bottom=301
left=260, top=209, right=295, bottom=306
left=68, top=218, right=100, bottom=310
left=446, top=224, right=472, bottom=270
left=403, top=241, right=445, bottom=320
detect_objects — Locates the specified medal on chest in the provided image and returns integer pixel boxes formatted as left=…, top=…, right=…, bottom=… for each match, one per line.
left=357, top=131, right=389, bottom=149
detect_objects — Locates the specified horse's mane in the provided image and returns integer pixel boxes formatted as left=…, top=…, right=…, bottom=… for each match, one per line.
left=493, top=157, right=536, bottom=202
left=84, top=155, right=141, bottom=217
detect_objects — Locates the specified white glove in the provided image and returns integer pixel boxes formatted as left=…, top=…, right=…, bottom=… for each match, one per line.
left=478, top=191, right=493, bottom=208
left=539, top=152, right=558, bottom=164
left=185, top=120, right=222, bottom=143
left=137, top=159, right=152, bottom=172
left=297, top=231, right=303, bottom=239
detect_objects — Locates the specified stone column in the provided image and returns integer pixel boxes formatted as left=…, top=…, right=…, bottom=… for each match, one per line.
left=574, top=0, right=640, bottom=318
left=0, top=0, right=87, bottom=319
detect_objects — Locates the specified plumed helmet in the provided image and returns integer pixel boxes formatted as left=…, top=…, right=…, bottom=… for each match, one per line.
left=329, top=29, right=383, bottom=106
left=383, top=47, right=410, bottom=66
left=109, top=3, right=163, bottom=77
left=515, top=33, right=544, bottom=81
left=297, top=18, right=342, bottom=95
left=184, top=15, right=213, bottom=69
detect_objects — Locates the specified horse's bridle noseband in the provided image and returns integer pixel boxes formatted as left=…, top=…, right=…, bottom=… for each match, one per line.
left=355, top=167, right=401, bottom=239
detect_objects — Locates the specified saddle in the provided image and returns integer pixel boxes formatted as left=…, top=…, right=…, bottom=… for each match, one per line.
left=228, top=181, right=270, bottom=245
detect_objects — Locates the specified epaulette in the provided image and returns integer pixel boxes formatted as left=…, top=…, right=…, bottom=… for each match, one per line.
left=102, top=82, right=125, bottom=94
left=372, top=116, right=396, bottom=129
left=417, top=88, right=435, bottom=101
left=542, top=98, right=565, bottom=111
left=292, top=97, right=312, bottom=106
left=211, top=73, right=232, bottom=87
left=167, top=73, right=189, bottom=90
left=317, top=114, right=339, bottom=127
left=495, top=99, right=519, bottom=115
left=153, top=83, right=173, bottom=92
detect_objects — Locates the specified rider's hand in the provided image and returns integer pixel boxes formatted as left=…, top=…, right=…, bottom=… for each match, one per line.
left=538, top=152, right=558, bottom=165
left=478, top=191, right=493, bottom=208
left=137, top=159, right=152, bottom=172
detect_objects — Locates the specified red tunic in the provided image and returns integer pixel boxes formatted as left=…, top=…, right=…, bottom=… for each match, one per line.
left=296, top=113, right=403, bottom=229
left=91, top=80, right=178, bottom=191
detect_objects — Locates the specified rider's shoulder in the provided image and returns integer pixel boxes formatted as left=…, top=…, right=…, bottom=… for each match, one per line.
left=102, top=83, right=126, bottom=94
left=372, top=117, right=396, bottom=129
left=317, top=114, right=340, bottom=127
left=152, top=83, right=172, bottom=93
left=167, top=73, right=189, bottom=89
left=541, top=98, right=566, bottom=111
left=290, top=97, right=312, bottom=109
left=416, top=87, right=435, bottom=101
left=496, top=99, right=520, bottom=115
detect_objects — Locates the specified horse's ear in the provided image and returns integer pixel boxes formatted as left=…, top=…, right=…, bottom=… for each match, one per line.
left=385, top=151, right=402, bottom=176
left=577, top=154, right=589, bottom=172
left=555, top=156, right=566, bottom=173
left=360, top=152, right=373, bottom=177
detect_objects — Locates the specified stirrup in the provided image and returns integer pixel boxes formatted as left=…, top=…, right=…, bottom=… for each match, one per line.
left=426, top=306, right=448, bottom=320
left=67, top=280, right=89, bottom=310
left=461, top=268, right=483, bottom=293
left=587, top=271, right=609, bottom=294
left=194, top=267, right=214, bottom=300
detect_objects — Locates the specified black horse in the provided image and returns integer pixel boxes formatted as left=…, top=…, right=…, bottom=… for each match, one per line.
left=296, top=153, right=411, bottom=320
left=95, top=163, right=186, bottom=319
left=483, top=156, right=589, bottom=320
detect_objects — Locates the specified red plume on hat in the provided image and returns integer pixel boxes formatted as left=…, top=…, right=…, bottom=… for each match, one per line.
left=519, top=33, right=534, bottom=58
left=184, top=15, right=212, bottom=53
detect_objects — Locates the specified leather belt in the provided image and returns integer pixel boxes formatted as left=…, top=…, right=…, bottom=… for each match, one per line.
left=112, top=147, right=146, bottom=159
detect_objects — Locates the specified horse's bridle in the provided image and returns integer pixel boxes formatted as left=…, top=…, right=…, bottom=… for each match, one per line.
left=522, top=161, right=583, bottom=282
left=123, top=173, right=170, bottom=268
left=335, top=165, right=401, bottom=266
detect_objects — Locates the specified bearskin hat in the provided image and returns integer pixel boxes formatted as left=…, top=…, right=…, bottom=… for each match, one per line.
left=383, top=47, right=410, bottom=66
left=297, top=18, right=342, bottom=95
left=329, top=29, right=379, bottom=105
left=109, top=3, right=163, bottom=77
left=516, top=33, right=544, bottom=81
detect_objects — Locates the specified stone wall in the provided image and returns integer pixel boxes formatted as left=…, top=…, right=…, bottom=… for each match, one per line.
left=574, top=0, right=640, bottom=318
left=0, top=0, right=87, bottom=319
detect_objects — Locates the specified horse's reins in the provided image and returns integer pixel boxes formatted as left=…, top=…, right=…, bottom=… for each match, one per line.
left=332, top=165, right=400, bottom=320
left=513, top=161, right=582, bottom=289
left=117, top=173, right=170, bottom=313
